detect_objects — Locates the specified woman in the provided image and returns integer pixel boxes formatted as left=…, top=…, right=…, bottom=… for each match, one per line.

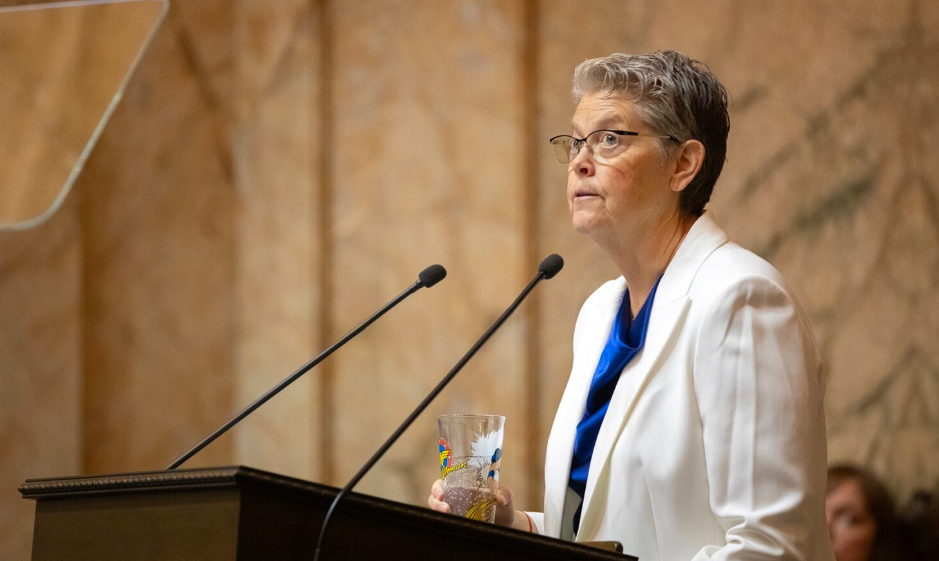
left=430, top=51, right=834, bottom=560
left=826, top=464, right=904, bottom=561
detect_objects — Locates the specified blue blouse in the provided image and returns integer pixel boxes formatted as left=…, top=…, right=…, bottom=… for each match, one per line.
left=568, top=279, right=659, bottom=532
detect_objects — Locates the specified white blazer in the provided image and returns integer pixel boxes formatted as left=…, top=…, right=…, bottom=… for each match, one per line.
left=528, top=213, right=835, bottom=561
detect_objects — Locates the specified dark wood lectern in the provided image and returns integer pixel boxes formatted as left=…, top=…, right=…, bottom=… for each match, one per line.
left=20, top=466, right=636, bottom=560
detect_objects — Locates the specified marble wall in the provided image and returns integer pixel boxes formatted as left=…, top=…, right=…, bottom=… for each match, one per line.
left=0, top=1, right=164, bottom=228
left=0, top=197, right=81, bottom=561
left=1, top=0, right=937, bottom=559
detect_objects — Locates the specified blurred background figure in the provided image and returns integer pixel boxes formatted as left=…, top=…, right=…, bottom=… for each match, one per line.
left=826, top=464, right=911, bottom=561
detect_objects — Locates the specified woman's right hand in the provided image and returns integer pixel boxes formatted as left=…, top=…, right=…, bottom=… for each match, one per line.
left=428, top=479, right=451, bottom=514
left=428, top=479, right=533, bottom=532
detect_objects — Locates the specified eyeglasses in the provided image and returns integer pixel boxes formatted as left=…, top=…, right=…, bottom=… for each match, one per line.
left=548, top=129, right=680, bottom=164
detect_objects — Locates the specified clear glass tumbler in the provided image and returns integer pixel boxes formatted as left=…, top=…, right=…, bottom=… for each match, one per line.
left=437, top=414, right=505, bottom=523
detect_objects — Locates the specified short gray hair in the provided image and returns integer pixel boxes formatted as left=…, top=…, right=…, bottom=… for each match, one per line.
left=572, top=51, right=730, bottom=216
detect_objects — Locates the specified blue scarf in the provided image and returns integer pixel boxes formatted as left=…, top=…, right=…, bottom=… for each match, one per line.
left=568, top=279, right=659, bottom=532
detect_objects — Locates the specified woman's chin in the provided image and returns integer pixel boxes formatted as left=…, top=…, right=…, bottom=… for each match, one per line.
left=571, top=213, right=603, bottom=237
left=571, top=219, right=592, bottom=236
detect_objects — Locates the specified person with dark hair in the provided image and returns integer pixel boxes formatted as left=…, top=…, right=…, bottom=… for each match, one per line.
left=430, top=51, right=833, bottom=560
left=825, top=464, right=910, bottom=561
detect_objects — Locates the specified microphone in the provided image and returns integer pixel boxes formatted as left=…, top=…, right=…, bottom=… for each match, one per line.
left=538, top=253, right=563, bottom=279
left=165, top=264, right=447, bottom=470
left=313, top=254, right=564, bottom=561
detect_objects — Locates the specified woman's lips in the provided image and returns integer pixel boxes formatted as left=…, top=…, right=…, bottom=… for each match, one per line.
left=574, top=191, right=600, bottom=200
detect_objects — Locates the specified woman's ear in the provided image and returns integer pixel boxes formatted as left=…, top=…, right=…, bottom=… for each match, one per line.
left=671, top=140, right=705, bottom=193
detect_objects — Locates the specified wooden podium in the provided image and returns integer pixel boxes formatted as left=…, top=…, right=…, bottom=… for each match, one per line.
left=20, top=466, right=636, bottom=560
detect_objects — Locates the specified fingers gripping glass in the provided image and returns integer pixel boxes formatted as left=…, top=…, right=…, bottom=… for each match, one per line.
left=548, top=129, right=679, bottom=164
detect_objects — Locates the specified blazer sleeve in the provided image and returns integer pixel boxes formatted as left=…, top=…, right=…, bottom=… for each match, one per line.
left=525, top=511, right=545, bottom=535
left=690, top=274, right=828, bottom=560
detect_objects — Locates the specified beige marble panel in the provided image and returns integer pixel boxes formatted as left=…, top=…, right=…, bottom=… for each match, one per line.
left=726, top=5, right=939, bottom=498
left=0, top=197, right=82, bottom=561
left=538, top=0, right=939, bottom=499
left=80, top=4, right=237, bottom=473
left=0, top=5, right=163, bottom=557
left=231, top=0, right=323, bottom=481
left=329, top=0, right=533, bottom=508
left=171, top=0, right=235, bottom=119
left=0, top=1, right=165, bottom=227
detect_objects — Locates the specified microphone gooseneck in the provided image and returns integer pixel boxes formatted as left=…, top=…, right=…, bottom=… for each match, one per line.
left=165, top=265, right=447, bottom=471
left=312, top=254, right=563, bottom=561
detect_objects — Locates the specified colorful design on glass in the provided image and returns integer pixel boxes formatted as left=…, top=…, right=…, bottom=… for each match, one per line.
left=439, top=438, right=468, bottom=480
left=438, top=438, right=450, bottom=471
left=486, top=447, right=502, bottom=487
left=465, top=497, right=497, bottom=521
left=442, top=461, right=469, bottom=480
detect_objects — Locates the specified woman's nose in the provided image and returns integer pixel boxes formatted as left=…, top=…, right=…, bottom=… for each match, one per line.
left=570, top=146, right=595, bottom=176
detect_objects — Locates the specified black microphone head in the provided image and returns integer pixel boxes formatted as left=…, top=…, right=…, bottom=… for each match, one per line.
left=418, top=264, right=447, bottom=288
left=538, top=254, right=564, bottom=280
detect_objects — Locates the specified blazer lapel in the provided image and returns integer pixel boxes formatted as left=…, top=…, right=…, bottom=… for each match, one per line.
left=543, top=279, right=624, bottom=537
left=576, top=296, right=690, bottom=538
left=576, top=211, right=729, bottom=538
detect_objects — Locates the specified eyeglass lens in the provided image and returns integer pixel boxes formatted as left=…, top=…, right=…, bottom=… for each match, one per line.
left=551, top=131, right=627, bottom=164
